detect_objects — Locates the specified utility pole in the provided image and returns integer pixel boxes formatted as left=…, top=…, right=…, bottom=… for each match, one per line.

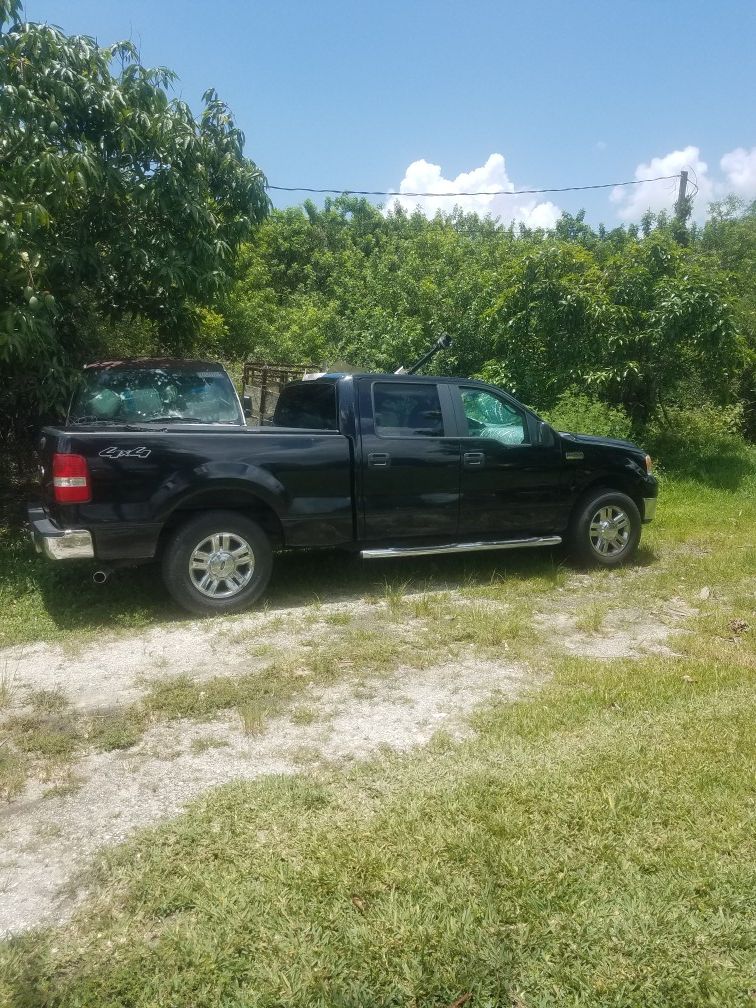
left=674, top=170, right=689, bottom=223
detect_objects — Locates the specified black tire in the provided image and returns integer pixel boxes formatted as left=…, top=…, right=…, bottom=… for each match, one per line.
left=568, top=489, right=641, bottom=568
left=161, top=510, right=273, bottom=616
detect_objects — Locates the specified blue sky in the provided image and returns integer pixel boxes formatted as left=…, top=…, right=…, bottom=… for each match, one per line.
left=20, top=0, right=756, bottom=225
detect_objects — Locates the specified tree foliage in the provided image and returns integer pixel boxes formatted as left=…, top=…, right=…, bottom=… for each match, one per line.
left=0, top=0, right=752, bottom=445
left=0, top=0, right=268, bottom=434
left=217, top=199, right=748, bottom=428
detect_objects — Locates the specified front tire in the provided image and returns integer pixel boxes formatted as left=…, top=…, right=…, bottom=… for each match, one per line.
left=161, top=510, right=273, bottom=616
left=568, top=490, right=641, bottom=568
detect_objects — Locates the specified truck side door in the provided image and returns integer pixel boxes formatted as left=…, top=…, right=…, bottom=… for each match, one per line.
left=357, top=378, right=461, bottom=540
left=451, top=384, right=565, bottom=535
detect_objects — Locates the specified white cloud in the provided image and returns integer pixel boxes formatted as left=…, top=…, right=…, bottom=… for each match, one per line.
left=720, top=146, right=756, bottom=199
left=611, top=145, right=714, bottom=222
left=387, top=153, right=561, bottom=229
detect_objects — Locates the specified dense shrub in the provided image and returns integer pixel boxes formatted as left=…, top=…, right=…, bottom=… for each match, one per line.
left=644, top=404, right=751, bottom=485
left=540, top=388, right=634, bottom=440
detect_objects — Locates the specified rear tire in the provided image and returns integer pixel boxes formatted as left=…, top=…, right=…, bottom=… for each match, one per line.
left=568, top=489, right=641, bottom=568
left=161, top=510, right=273, bottom=616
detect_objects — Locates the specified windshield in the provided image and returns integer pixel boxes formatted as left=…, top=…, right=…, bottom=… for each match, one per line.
left=69, top=367, right=243, bottom=425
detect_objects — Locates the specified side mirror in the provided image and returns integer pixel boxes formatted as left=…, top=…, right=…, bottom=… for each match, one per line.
left=538, top=420, right=556, bottom=447
left=242, top=393, right=253, bottom=419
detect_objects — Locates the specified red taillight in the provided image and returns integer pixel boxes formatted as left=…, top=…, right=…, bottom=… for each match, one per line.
left=52, top=453, right=91, bottom=504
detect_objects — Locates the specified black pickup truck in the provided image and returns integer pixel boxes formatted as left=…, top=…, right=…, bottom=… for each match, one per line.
left=29, top=358, right=658, bottom=615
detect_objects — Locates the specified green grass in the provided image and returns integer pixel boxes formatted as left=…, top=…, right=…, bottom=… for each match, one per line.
left=1, top=640, right=753, bottom=1007
left=0, top=449, right=754, bottom=1005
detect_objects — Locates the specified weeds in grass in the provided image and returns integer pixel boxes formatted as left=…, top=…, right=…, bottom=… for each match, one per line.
left=290, top=705, right=318, bottom=726
left=89, top=710, right=148, bottom=751
left=36, top=822, right=64, bottom=839
left=409, top=593, right=448, bottom=619
left=190, top=736, right=230, bottom=754
left=325, top=611, right=352, bottom=627
left=43, top=774, right=84, bottom=800
left=7, top=711, right=83, bottom=757
left=0, top=742, right=26, bottom=801
left=575, top=602, right=607, bottom=633
left=1, top=454, right=753, bottom=805
left=0, top=662, right=15, bottom=709
left=287, top=743, right=322, bottom=766
left=28, top=688, right=69, bottom=714
left=382, top=581, right=408, bottom=615
left=238, top=701, right=267, bottom=736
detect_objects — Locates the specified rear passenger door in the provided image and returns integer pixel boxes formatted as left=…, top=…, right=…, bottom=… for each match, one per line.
left=358, top=379, right=461, bottom=539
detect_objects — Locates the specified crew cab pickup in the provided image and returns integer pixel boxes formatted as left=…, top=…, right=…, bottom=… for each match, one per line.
left=29, top=358, right=658, bottom=615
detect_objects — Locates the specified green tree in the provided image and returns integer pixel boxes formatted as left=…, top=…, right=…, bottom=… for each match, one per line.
left=699, top=197, right=756, bottom=434
left=592, top=233, right=743, bottom=424
left=478, top=241, right=610, bottom=408
left=0, top=0, right=268, bottom=436
left=217, top=196, right=746, bottom=435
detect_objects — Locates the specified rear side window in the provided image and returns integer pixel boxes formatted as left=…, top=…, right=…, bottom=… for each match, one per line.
left=272, top=382, right=337, bottom=430
left=373, top=382, right=444, bottom=437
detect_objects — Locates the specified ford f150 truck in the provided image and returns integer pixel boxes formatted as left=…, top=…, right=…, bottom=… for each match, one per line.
left=28, top=358, right=658, bottom=615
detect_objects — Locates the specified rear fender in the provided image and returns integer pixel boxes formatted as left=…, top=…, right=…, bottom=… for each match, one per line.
left=152, top=462, right=289, bottom=523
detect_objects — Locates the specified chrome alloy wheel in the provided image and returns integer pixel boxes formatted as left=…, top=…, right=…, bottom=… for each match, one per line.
left=189, top=532, right=255, bottom=599
left=589, top=505, right=631, bottom=557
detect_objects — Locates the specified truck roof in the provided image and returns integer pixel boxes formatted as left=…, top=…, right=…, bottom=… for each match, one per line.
left=306, top=371, right=472, bottom=384
left=83, top=358, right=227, bottom=372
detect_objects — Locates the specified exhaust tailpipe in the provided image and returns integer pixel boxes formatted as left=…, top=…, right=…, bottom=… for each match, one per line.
left=92, top=569, right=110, bottom=585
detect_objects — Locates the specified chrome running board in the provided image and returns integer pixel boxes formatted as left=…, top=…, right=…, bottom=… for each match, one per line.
left=360, top=536, right=562, bottom=560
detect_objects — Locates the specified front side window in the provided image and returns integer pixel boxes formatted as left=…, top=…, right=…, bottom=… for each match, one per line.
left=460, top=388, right=528, bottom=445
left=373, top=382, right=444, bottom=437
left=69, top=368, right=242, bottom=424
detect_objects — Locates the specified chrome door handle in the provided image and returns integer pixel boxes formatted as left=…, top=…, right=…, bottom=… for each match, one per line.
left=463, top=451, right=485, bottom=467
left=368, top=452, right=391, bottom=467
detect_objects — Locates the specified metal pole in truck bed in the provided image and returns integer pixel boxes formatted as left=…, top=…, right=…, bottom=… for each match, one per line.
left=394, top=333, right=452, bottom=375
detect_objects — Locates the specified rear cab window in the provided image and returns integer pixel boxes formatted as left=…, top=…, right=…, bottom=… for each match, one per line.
left=372, top=381, right=445, bottom=437
left=271, top=382, right=338, bottom=430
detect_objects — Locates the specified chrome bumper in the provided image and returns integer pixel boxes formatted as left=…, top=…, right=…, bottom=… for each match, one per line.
left=643, top=496, right=657, bottom=523
left=28, top=506, right=95, bottom=561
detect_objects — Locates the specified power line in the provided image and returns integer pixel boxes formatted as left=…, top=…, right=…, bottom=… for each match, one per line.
left=267, top=174, right=681, bottom=198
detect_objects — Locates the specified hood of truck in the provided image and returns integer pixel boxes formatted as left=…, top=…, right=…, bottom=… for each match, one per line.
left=560, top=431, right=645, bottom=454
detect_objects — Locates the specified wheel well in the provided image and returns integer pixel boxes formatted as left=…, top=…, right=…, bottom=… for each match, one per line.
left=573, top=477, right=645, bottom=520
left=157, top=491, right=284, bottom=555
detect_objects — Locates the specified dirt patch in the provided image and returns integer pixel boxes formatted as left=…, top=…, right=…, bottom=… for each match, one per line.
left=536, top=609, right=679, bottom=659
left=533, top=592, right=698, bottom=659
left=0, top=655, right=530, bottom=936
left=0, top=584, right=696, bottom=936
left=0, top=602, right=367, bottom=713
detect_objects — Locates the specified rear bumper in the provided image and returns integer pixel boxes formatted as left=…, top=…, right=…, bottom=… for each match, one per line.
left=643, top=496, right=657, bottom=523
left=27, top=505, right=95, bottom=561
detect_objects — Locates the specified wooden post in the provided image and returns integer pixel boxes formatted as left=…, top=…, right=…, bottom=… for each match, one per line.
left=675, top=170, right=689, bottom=222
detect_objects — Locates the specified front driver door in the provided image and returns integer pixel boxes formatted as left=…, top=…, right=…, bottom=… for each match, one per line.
left=453, top=385, right=564, bottom=535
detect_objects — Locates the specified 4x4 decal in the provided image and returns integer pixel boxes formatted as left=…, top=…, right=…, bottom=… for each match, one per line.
left=99, top=446, right=151, bottom=459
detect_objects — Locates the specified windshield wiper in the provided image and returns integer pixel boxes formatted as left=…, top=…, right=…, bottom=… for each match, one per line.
left=142, top=416, right=216, bottom=424
left=69, top=418, right=151, bottom=430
